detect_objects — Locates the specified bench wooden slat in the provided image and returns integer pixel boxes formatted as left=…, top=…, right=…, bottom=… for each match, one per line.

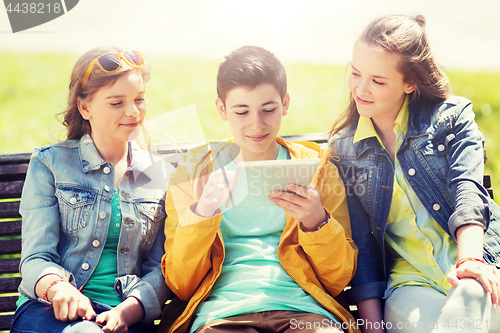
left=0, top=258, right=21, bottom=275
left=0, top=163, right=28, bottom=177
left=0, top=181, right=24, bottom=199
left=0, top=314, right=14, bottom=331
left=0, top=296, right=18, bottom=312
left=0, top=153, right=31, bottom=164
left=0, top=221, right=22, bottom=237
left=0, top=239, right=22, bottom=256
left=0, top=201, right=21, bottom=219
left=0, top=277, right=21, bottom=294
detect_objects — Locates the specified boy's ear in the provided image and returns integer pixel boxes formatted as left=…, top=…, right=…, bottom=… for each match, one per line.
left=282, top=92, right=290, bottom=116
left=77, top=98, right=92, bottom=120
left=215, top=97, right=228, bottom=121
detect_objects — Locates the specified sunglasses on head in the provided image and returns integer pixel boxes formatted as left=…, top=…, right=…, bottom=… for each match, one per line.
left=81, top=50, right=145, bottom=88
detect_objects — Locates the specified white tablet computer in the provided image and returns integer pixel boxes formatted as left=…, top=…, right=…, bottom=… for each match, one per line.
left=225, top=158, right=321, bottom=208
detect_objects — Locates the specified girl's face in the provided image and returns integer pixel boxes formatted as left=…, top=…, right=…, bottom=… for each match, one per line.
left=349, top=41, right=415, bottom=125
left=78, top=71, right=146, bottom=146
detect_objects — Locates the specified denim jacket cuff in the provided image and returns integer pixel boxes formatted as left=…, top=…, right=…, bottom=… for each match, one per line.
left=19, top=265, right=75, bottom=301
left=116, top=275, right=162, bottom=323
left=449, top=204, right=489, bottom=240
left=346, top=281, right=386, bottom=304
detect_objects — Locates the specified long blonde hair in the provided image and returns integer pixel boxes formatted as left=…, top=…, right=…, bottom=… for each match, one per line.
left=329, top=14, right=452, bottom=137
left=60, top=47, right=151, bottom=140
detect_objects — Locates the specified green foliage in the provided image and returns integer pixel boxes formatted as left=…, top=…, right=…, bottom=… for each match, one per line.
left=1, top=52, right=500, bottom=203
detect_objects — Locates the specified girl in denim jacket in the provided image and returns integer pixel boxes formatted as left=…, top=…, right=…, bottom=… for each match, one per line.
left=11, top=48, right=171, bottom=333
left=329, top=14, right=500, bottom=333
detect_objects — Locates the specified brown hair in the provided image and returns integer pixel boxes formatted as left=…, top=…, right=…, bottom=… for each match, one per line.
left=329, top=14, right=452, bottom=137
left=61, top=47, right=151, bottom=140
left=216, top=45, right=287, bottom=103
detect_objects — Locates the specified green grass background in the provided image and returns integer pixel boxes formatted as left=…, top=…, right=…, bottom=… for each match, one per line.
left=1, top=52, right=500, bottom=203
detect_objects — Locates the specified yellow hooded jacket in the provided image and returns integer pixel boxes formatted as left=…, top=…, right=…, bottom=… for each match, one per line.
left=160, top=138, right=359, bottom=333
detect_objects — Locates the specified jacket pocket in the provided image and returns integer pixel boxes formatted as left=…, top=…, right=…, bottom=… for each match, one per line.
left=344, top=169, right=370, bottom=209
left=136, top=200, right=166, bottom=246
left=55, top=186, right=97, bottom=232
left=419, top=132, right=454, bottom=178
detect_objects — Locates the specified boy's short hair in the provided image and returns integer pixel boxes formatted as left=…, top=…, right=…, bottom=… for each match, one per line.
left=216, top=46, right=287, bottom=103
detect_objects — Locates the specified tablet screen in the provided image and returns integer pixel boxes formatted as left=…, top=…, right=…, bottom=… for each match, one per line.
left=225, top=158, right=321, bottom=208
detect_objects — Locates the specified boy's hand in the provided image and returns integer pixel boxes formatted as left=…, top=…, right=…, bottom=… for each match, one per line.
left=195, top=170, right=235, bottom=217
left=269, top=183, right=327, bottom=231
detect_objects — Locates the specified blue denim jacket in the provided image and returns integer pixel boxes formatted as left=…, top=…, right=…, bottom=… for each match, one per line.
left=19, top=134, right=174, bottom=323
left=329, top=96, right=500, bottom=304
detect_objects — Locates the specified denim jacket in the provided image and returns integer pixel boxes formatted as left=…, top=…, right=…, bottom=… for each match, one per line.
left=329, top=96, right=500, bottom=304
left=19, top=134, right=174, bottom=323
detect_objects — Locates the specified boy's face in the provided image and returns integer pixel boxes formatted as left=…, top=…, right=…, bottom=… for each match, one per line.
left=216, top=83, right=289, bottom=161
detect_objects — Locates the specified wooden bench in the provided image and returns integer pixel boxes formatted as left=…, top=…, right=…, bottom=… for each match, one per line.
left=0, top=133, right=493, bottom=331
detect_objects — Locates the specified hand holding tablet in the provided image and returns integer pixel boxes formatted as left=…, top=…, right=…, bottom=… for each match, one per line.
left=225, top=158, right=321, bottom=209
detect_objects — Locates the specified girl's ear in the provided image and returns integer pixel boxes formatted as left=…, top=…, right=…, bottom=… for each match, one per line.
left=405, top=82, right=416, bottom=94
left=77, top=98, right=91, bottom=120
left=216, top=97, right=228, bottom=121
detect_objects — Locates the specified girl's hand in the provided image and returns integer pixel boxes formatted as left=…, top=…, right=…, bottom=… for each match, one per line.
left=269, top=183, right=327, bottom=231
left=95, top=309, right=129, bottom=333
left=447, top=260, right=500, bottom=305
left=195, top=170, right=234, bottom=217
left=47, top=280, right=95, bottom=322
left=95, top=296, right=144, bottom=333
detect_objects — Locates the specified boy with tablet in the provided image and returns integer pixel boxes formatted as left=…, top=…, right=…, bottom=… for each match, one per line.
left=160, top=46, right=359, bottom=333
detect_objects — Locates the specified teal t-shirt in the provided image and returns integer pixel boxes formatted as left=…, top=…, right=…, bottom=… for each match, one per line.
left=81, top=188, right=122, bottom=306
left=190, top=146, right=338, bottom=332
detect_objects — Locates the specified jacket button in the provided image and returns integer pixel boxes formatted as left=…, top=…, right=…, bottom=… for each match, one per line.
left=99, top=212, right=106, bottom=219
left=437, top=144, right=445, bottom=152
left=104, top=185, right=110, bottom=192
left=81, top=263, right=89, bottom=270
left=92, top=240, right=100, bottom=247
left=408, top=168, right=416, bottom=176
left=433, top=204, right=440, bottom=211
left=103, top=166, right=111, bottom=174
left=69, top=197, right=77, bottom=205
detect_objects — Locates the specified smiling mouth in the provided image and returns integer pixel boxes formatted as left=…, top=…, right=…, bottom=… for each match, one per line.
left=355, top=96, right=373, bottom=105
left=247, top=134, right=268, bottom=142
left=121, top=122, right=140, bottom=127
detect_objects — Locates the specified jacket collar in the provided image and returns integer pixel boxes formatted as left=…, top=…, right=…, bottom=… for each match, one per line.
left=79, top=134, right=107, bottom=173
left=343, top=98, right=433, bottom=158
left=78, top=134, right=157, bottom=184
left=407, top=99, right=432, bottom=137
